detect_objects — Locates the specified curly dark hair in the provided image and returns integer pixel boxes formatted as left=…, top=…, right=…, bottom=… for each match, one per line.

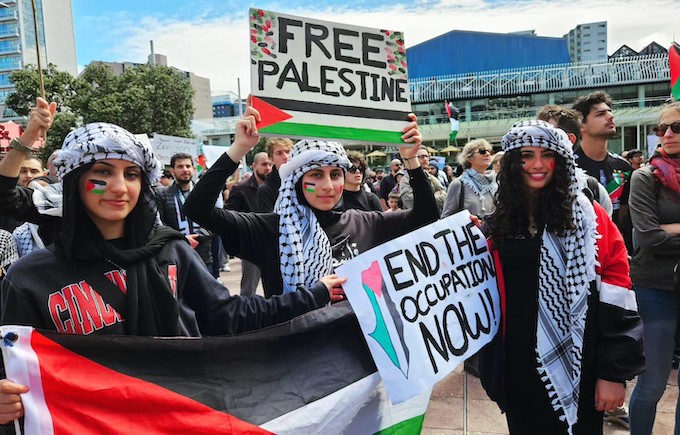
left=490, top=149, right=575, bottom=243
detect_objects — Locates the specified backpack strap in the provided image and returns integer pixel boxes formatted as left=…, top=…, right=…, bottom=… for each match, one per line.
left=46, top=244, right=126, bottom=317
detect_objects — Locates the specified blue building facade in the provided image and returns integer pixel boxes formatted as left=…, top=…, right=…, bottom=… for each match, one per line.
left=406, top=30, right=570, bottom=79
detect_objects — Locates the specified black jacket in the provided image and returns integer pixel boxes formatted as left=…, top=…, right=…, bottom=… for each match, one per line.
left=1, top=237, right=330, bottom=337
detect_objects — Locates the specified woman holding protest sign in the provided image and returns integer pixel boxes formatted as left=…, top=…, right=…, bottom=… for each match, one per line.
left=0, top=104, right=342, bottom=424
left=479, top=120, right=644, bottom=434
left=184, top=106, right=439, bottom=298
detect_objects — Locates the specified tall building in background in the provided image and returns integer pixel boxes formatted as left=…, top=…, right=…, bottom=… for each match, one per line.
left=564, top=21, right=608, bottom=62
left=0, top=0, right=77, bottom=118
left=98, top=53, right=212, bottom=121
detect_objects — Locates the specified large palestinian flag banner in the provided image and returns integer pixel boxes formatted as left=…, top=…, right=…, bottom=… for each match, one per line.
left=1, top=304, right=429, bottom=434
left=671, top=42, right=680, bottom=101
left=249, top=9, right=412, bottom=146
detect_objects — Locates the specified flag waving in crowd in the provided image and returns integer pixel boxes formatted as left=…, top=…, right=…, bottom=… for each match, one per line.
left=1, top=304, right=429, bottom=435
left=671, top=42, right=680, bottom=101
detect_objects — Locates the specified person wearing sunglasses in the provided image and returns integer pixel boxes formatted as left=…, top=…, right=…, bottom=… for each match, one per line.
left=341, top=151, right=382, bottom=212
left=628, top=102, right=680, bottom=434
left=441, top=139, right=497, bottom=220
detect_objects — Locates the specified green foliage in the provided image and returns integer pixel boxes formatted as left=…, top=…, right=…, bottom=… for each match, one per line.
left=38, top=111, right=78, bottom=163
left=7, top=62, right=196, bottom=141
left=6, top=64, right=79, bottom=116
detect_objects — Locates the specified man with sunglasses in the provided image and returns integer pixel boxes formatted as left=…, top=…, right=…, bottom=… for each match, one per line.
left=378, top=158, right=403, bottom=210
left=573, top=91, right=633, bottom=251
left=399, top=148, right=447, bottom=211
left=341, top=151, right=382, bottom=211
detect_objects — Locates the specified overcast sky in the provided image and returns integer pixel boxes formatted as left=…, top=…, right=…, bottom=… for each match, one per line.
left=72, top=0, right=678, bottom=95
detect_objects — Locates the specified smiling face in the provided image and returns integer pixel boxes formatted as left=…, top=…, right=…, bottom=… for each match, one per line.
left=170, top=158, right=194, bottom=187
left=301, top=166, right=345, bottom=211
left=79, top=159, right=142, bottom=239
left=520, top=147, right=556, bottom=192
left=659, top=109, right=680, bottom=156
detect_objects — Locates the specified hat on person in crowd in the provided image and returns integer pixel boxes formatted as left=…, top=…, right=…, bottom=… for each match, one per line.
left=54, top=122, right=161, bottom=184
left=626, top=149, right=643, bottom=158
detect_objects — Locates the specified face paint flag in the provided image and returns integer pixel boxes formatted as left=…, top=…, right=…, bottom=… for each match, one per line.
left=303, top=182, right=316, bottom=192
left=86, top=179, right=106, bottom=194
left=336, top=211, right=500, bottom=404
left=249, top=9, right=412, bottom=146
left=1, top=305, right=430, bottom=435
left=670, top=42, right=680, bottom=101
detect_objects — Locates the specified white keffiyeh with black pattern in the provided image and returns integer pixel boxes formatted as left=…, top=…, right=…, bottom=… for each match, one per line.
left=274, top=140, right=350, bottom=293
left=502, top=120, right=597, bottom=434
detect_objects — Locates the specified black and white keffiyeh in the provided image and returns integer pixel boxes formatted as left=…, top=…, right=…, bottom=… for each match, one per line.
left=274, top=140, right=350, bottom=293
left=502, top=120, right=597, bottom=433
left=0, top=229, right=19, bottom=273
left=54, top=123, right=161, bottom=184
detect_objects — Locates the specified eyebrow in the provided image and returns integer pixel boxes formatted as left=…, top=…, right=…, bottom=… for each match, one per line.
left=93, top=162, right=140, bottom=171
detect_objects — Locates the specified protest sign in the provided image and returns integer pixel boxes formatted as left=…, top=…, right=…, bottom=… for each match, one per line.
left=249, top=8, right=412, bottom=145
left=152, top=134, right=199, bottom=166
left=336, top=211, right=500, bottom=404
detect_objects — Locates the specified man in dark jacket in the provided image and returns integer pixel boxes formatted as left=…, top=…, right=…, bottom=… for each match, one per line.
left=257, top=138, right=293, bottom=212
left=155, top=153, right=214, bottom=273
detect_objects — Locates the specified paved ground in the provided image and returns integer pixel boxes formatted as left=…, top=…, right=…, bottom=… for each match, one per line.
left=220, top=258, right=678, bottom=434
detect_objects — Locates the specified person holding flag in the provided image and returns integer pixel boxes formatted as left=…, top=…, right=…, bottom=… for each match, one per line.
left=670, top=42, right=679, bottom=102
left=0, top=103, right=343, bottom=425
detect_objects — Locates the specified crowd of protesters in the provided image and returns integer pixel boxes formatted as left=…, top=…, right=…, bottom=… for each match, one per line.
left=0, top=89, right=678, bottom=435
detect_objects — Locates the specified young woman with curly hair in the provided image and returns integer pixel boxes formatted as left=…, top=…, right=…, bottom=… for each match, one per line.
left=479, top=120, right=644, bottom=435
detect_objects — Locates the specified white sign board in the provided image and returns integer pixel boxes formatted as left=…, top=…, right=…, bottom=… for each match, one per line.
left=336, top=211, right=500, bottom=404
left=249, top=8, right=412, bottom=145
left=152, top=134, right=199, bottom=166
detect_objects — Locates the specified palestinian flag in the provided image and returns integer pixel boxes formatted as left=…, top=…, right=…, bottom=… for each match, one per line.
left=252, top=96, right=411, bottom=146
left=445, top=101, right=460, bottom=142
left=1, top=304, right=429, bottom=434
left=671, top=42, right=680, bottom=101
left=606, top=170, right=630, bottom=203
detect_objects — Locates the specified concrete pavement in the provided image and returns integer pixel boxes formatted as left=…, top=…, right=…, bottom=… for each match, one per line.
left=220, top=258, right=678, bottom=434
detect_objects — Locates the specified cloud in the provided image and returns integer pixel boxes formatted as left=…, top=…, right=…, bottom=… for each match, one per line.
left=84, top=0, right=678, bottom=98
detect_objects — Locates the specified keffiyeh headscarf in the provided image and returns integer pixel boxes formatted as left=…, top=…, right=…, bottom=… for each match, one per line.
left=0, top=229, right=19, bottom=273
left=502, top=120, right=597, bottom=433
left=274, top=140, right=350, bottom=293
left=54, top=123, right=161, bottom=184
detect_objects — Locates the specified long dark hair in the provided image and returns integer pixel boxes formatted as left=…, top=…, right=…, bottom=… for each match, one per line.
left=56, top=163, right=159, bottom=264
left=490, top=149, right=575, bottom=243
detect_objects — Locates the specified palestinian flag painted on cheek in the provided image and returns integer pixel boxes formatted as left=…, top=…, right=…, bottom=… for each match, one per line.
left=671, top=42, right=680, bottom=101
left=1, top=304, right=429, bottom=434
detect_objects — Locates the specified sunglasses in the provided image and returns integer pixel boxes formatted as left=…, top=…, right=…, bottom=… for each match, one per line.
left=653, top=122, right=680, bottom=137
left=476, top=149, right=490, bottom=155
left=416, top=154, right=430, bottom=159
left=347, top=166, right=365, bottom=174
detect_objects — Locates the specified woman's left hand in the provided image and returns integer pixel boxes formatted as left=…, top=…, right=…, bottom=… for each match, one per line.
left=399, top=113, right=422, bottom=162
left=594, top=379, right=625, bottom=412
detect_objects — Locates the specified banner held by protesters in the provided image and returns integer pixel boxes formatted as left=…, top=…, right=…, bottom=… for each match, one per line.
left=249, top=8, right=412, bottom=145
left=336, top=211, right=500, bottom=404
left=1, top=304, right=430, bottom=434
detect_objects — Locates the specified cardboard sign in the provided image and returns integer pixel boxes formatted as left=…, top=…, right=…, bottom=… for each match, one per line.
left=249, top=8, right=412, bottom=145
left=336, top=211, right=500, bottom=404
left=152, top=134, right=199, bottom=166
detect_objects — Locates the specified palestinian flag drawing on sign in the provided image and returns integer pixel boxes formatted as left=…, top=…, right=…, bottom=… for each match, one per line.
left=249, top=9, right=413, bottom=146
left=1, top=304, right=429, bottom=434
left=671, top=42, right=680, bottom=101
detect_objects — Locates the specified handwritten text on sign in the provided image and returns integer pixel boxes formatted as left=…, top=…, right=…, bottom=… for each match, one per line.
left=336, top=211, right=500, bottom=404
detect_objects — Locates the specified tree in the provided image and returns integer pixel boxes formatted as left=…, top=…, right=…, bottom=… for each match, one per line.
left=38, top=111, right=78, bottom=163
left=7, top=62, right=196, bottom=142
left=6, top=64, right=79, bottom=116
left=75, top=63, right=195, bottom=138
